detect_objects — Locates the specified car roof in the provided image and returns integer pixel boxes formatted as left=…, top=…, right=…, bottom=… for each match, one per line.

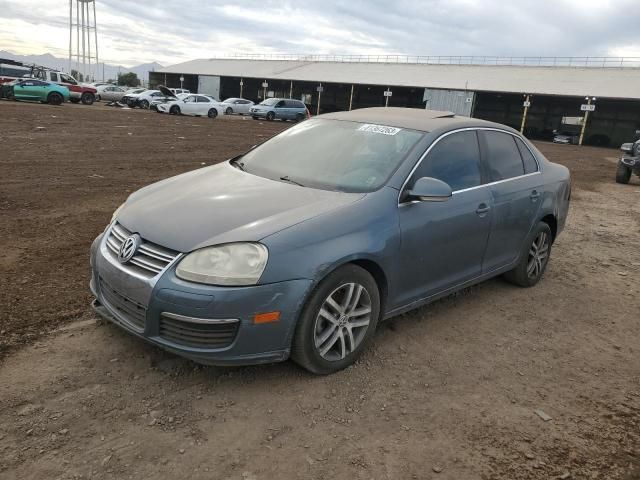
left=320, top=107, right=516, bottom=133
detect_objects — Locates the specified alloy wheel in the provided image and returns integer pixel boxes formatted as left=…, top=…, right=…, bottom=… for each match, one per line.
left=527, top=231, right=549, bottom=279
left=313, top=283, right=372, bottom=361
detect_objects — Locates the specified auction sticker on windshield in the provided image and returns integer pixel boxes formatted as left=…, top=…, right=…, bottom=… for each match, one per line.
left=357, top=124, right=401, bottom=135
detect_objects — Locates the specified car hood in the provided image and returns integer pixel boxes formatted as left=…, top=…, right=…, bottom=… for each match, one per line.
left=158, top=85, right=177, bottom=98
left=117, top=162, right=365, bottom=252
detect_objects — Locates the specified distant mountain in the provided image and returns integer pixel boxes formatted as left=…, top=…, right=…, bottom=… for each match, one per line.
left=0, top=50, right=163, bottom=84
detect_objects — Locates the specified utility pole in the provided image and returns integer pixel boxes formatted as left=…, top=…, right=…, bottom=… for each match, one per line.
left=239, top=78, right=243, bottom=98
left=316, top=83, right=323, bottom=116
left=578, top=97, right=596, bottom=146
left=348, top=84, right=354, bottom=111
left=520, top=94, right=531, bottom=134
left=289, top=80, right=293, bottom=98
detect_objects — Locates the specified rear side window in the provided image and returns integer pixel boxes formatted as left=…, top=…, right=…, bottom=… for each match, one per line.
left=413, top=131, right=482, bottom=191
left=480, top=131, right=525, bottom=181
left=286, top=100, right=302, bottom=108
left=50, top=73, right=58, bottom=82
left=515, top=138, right=539, bottom=174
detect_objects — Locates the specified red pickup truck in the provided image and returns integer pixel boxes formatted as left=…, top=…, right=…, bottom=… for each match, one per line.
left=0, top=60, right=97, bottom=105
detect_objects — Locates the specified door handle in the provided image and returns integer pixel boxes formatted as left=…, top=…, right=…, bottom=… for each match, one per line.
left=530, top=190, right=541, bottom=201
left=476, top=203, right=491, bottom=216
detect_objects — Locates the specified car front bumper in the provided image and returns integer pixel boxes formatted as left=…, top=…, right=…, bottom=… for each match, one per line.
left=89, top=231, right=313, bottom=366
left=250, top=109, right=269, bottom=118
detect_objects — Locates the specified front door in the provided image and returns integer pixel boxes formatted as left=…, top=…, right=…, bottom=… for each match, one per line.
left=395, top=130, right=493, bottom=307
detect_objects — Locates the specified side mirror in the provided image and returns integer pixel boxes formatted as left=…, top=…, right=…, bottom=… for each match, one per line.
left=406, top=177, right=452, bottom=202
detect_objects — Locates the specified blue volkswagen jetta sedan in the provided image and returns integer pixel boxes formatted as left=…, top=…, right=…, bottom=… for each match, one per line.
left=90, top=107, right=571, bottom=374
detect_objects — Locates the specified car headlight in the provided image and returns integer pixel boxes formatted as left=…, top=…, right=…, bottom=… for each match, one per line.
left=176, top=243, right=268, bottom=286
left=111, top=203, right=124, bottom=223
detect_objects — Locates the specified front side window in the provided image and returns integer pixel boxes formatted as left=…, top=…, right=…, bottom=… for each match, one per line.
left=239, top=119, right=424, bottom=193
left=60, top=74, right=77, bottom=85
left=412, top=131, right=482, bottom=192
left=481, top=131, right=525, bottom=181
left=184, top=96, right=196, bottom=103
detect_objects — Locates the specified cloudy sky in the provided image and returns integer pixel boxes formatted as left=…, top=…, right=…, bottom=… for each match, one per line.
left=1, top=0, right=639, bottom=67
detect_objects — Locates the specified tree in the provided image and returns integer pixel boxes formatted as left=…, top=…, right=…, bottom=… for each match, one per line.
left=118, top=72, right=140, bottom=87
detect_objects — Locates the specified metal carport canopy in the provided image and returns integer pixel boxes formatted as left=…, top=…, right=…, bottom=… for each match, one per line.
left=158, top=59, right=640, bottom=100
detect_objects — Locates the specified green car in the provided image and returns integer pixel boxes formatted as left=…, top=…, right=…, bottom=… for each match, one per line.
left=2, top=79, right=70, bottom=105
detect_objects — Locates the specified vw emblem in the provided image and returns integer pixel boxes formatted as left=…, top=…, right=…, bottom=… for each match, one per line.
left=118, top=234, right=141, bottom=264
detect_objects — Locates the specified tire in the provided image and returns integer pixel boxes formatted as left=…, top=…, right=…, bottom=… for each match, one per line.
left=140, top=99, right=149, bottom=109
left=504, top=222, right=552, bottom=287
left=615, top=163, right=632, bottom=184
left=95, top=94, right=101, bottom=102
left=70, top=98, right=80, bottom=104
left=252, top=116, right=259, bottom=120
left=170, top=105, right=181, bottom=115
left=266, top=111, right=275, bottom=121
left=81, top=92, right=95, bottom=105
left=295, top=113, right=305, bottom=122
left=225, top=107, right=233, bottom=115
left=291, top=264, right=381, bottom=375
left=47, top=92, right=63, bottom=106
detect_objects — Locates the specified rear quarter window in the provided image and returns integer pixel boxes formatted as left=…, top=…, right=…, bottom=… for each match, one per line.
left=515, top=137, right=539, bottom=174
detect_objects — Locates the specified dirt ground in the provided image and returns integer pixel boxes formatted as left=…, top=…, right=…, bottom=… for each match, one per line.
left=1, top=101, right=639, bottom=480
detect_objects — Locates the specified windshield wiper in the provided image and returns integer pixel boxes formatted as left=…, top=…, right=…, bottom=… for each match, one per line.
left=230, top=158, right=245, bottom=171
left=279, top=175, right=305, bottom=187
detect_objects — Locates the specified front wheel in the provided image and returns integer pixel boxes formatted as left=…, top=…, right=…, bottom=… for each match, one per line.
left=47, top=92, right=64, bottom=106
left=291, top=265, right=380, bottom=374
left=95, top=94, right=101, bottom=102
left=208, top=108, right=218, bottom=118
left=266, top=111, right=275, bottom=121
left=225, top=107, right=233, bottom=115
left=504, top=222, right=552, bottom=287
left=139, top=99, right=149, bottom=109
left=81, top=92, right=95, bottom=105
left=616, top=163, right=632, bottom=184
left=170, top=105, right=181, bottom=115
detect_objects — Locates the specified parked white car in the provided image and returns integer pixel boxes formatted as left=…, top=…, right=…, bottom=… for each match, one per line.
left=169, top=88, right=190, bottom=95
left=95, top=85, right=128, bottom=102
left=157, top=94, right=225, bottom=118
left=219, top=97, right=255, bottom=115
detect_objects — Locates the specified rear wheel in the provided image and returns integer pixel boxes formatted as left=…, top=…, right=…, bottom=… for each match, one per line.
left=266, top=111, right=275, bottom=121
left=616, top=163, right=632, bottom=184
left=295, top=113, right=305, bottom=122
left=225, top=107, right=233, bottom=115
left=291, top=265, right=380, bottom=374
left=47, top=92, right=64, bottom=106
left=504, top=222, right=552, bottom=287
left=81, top=92, right=95, bottom=105
left=170, top=105, right=181, bottom=115
left=208, top=108, right=218, bottom=118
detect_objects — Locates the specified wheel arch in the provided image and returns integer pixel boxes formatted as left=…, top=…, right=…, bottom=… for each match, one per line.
left=540, top=213, right=558, bottom=243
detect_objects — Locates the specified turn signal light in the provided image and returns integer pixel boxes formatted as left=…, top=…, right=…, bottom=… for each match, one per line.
left=254, top=311, right=281, bottom=324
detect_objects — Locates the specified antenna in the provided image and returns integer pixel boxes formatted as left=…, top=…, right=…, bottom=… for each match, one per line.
left=68, top=0, right=99, bottom=82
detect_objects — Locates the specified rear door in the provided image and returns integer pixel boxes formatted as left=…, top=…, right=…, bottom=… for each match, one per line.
left=479, top=130, right=542, bottom=273
left=395, top=130, right=493, bottom=306
left=196, top=95, right=212, bottom=115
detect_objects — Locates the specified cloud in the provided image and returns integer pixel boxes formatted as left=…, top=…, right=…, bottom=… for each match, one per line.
left=0, top=0, right=639, bottom=66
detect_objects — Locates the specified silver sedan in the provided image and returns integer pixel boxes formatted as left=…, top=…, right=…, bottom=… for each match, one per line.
left=219, top=98, right=255, bottom=115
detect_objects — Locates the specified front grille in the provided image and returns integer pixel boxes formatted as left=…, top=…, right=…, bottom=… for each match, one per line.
left=159, top=314, right=239, bottom=349
left=99, top=277, right=147, bottom=332
left=105, top=223, right=179, bottom=278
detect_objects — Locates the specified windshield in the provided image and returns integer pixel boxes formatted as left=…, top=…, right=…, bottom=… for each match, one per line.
left=259, top=98, right=279, bottom=106
left=239, top=119, right=424, bottom=193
